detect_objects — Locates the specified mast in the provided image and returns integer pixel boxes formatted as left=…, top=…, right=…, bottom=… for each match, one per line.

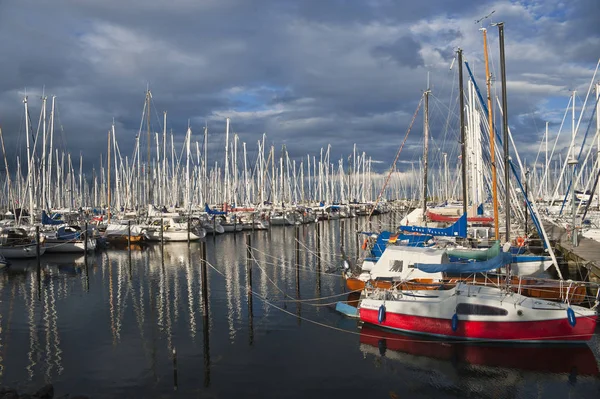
left=497, top=22, right=511, bottom=242
left=224, top=118, right=230, bottom=206
left=483, top=28, right=500, bottom=240
left=545, top=121, right=549, bottom=200
left=24, top=96, right=35, bottom=225
left=422, top=84, right=430, bottom=222
left=458, top=48, right=468, bottom=218
left=48, top=96, right=55, bottom=209
left=107, top=129, right=111, bottom=222
left=41, top=95, right=47, bottom=210
left=146, top=88, right=152, bottom=206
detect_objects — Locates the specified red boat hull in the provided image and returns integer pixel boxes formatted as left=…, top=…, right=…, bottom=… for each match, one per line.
left=359, top=325, right=599, bottom=375
left=360, top=308, right=597, bottom=342
left=427, top=211, right=493, bottom=223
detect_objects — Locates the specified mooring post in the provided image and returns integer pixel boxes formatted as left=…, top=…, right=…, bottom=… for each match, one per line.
left=160, top=217, right=164, bottom=246
left=36, top=225, right=40, bottom=266
left=128, top=220, right=131, bottom=252
left=212, top=217, right=216, bottom=238
left=84, top=221, right=89, bottom=253
left=201, top=241, right=208, bottom=315
left=173, top=347, right=178, bottom=391
left=187, top=216, right=191, bottom=244
left=340, top=220, right=345, bottom=249
left=295, top=225, right=300, bottom=269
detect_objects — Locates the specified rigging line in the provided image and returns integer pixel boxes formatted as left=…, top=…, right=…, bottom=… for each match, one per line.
left=368, top=97, right=423, bottom=220
left=249, top=244, right=343, bottom=277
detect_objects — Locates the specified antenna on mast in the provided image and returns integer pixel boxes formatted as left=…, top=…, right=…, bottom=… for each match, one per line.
left=475, top=10, right=495, bottom=26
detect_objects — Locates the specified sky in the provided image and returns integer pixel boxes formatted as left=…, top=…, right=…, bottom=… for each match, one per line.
left=0, top=0, right=598, bottom=177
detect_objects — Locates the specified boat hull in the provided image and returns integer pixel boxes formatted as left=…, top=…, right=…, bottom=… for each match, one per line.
left=44, top=239, right=97, bottom=253
left=0, top=244, right=46, bottom=259
left=360, top=308, right=596, bottom=343
left=359, top=284, right=597, bottom=343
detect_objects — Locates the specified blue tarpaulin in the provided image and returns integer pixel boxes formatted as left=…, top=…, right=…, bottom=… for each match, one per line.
left=414, top=252, right=512, bottom=274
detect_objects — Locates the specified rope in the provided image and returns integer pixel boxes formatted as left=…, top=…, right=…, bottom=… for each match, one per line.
left=201, top=258, right=598, bottom=344
left=368, top=98, right=423, bottom=220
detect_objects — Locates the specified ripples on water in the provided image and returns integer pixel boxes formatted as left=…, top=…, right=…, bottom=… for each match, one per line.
left=0, top=219, right=599, bottom=398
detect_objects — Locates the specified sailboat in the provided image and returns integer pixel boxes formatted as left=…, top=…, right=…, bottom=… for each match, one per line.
left=358, top=253, right=597, bottom=343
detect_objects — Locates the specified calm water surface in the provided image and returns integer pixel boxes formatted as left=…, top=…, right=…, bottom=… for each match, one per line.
left=0, top=219, right=599, bottom=398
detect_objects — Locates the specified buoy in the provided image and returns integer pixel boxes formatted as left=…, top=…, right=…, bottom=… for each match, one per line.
left=451, top=313, right=458, bottom=332
left=378, top=304, right=386, bottom=324
left=361, top=238, right=368, bottom=250
left=567, top=307, right=576, bottom=327
left=516, top=236, right=526, bottom=247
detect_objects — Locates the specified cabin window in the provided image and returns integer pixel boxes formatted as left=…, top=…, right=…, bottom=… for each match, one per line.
left=389, top=260, right=403, bottom=272
left=456, top=303, right=507, bottom=316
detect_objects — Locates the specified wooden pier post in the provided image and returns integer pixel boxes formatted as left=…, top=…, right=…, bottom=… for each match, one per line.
left=36, top=225, right=41, bottom=299
left=128, top=220, right=131, bottom=252
left=160, top=217, right=164, bottom=246
left=172, top=347, right=178, bottom=391
left=200, top=239, right=211, bottom=386
left=36, top=225, right=40, bottom=267
left=187, top=216, right=190, bottom=244
left=340, top=220, right=345, bottom=249
left=84, top=222, right=89, bottom=253
left=295, top=225, right=300, bottom=268
left=246, top=233, right=253, bottom=345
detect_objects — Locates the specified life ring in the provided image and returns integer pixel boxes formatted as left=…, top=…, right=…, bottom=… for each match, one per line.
left=516, top=236, right=525, bottom=247
left=361, top=238, right=368, bottom=250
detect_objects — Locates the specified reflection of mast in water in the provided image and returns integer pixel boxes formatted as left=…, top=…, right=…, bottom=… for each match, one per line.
left=185, top=245, right=197, bottom=339
left=26, top=270, right=39, bottom=380
left=114, top=253, right=127, bottom=344
left=0, top=275, right=7, bottom=380
left=43, top=268, right=63, bottom=379
left=233, top=242, right=243, bottom=330
left=107, top=252, right=119, bottom=344
left=223, top=238, right=237, bottom=342
left=200, top=241, right=210, bottom=388
left=256, top=235, right=270, bottom=316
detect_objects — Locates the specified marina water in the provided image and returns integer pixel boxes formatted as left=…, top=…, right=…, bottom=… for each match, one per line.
left=0, top=219, right=599, bottom=398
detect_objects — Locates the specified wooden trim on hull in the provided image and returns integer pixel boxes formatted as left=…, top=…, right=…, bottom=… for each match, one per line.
left=346, top=276, right=588, bottom=304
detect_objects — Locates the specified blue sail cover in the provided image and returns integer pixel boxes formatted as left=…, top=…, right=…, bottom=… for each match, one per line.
left=414, top=252, right=512, bottom=274
left=42, top=210, right=62, bottom=225
left=398, top=213, right=467, bottom=238
left=204, top=203, right=227, bottom=216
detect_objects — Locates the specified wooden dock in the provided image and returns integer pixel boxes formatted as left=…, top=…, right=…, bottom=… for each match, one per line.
left=543, top=222, right=600, bottom=282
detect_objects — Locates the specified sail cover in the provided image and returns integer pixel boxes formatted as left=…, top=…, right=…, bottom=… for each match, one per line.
left=399, top=213, right=467, bottom=238
left=414, top=251, right=512, bottom=274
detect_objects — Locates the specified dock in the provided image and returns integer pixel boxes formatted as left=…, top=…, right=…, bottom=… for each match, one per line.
left=544, top=222, right=600, bottom=283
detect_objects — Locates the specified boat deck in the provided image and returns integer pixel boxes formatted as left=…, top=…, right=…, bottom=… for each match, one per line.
left=544, top=222, right=600, bottom=282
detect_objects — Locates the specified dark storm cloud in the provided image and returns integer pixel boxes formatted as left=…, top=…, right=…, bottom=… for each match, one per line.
left=372, top=36, right=425, bottom=68
left=0, top=0, right=597, bottom=178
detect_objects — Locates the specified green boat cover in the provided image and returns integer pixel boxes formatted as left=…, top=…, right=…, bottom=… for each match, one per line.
left=447, top=241, right=501, bottom=261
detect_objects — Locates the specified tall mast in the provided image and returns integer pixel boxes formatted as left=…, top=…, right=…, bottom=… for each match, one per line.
left=422, top=83, right=430, bottom=222
left=48, top=96, right=55, bottom=209
left=204, top=126, right=208, bottom=205
left=163, top=111, right=167, bottom=206
left=483, top=28, right=500, bottom=240
left=24, top=96, right=35, bottom=225
left=41, top=95, right=47, bottom=210
left=146, top=88, right=152, bottom=206
left=596, top=83, right=600, bottom=208
left=107, top=129, right=111, bottom=222
left=458, top=48, right=467, bottom=218
left=497, top=22, right=511, bottom=242
left=545, top=121, right=549, bottom=200
left=224, top=118, right=230, bottom=205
